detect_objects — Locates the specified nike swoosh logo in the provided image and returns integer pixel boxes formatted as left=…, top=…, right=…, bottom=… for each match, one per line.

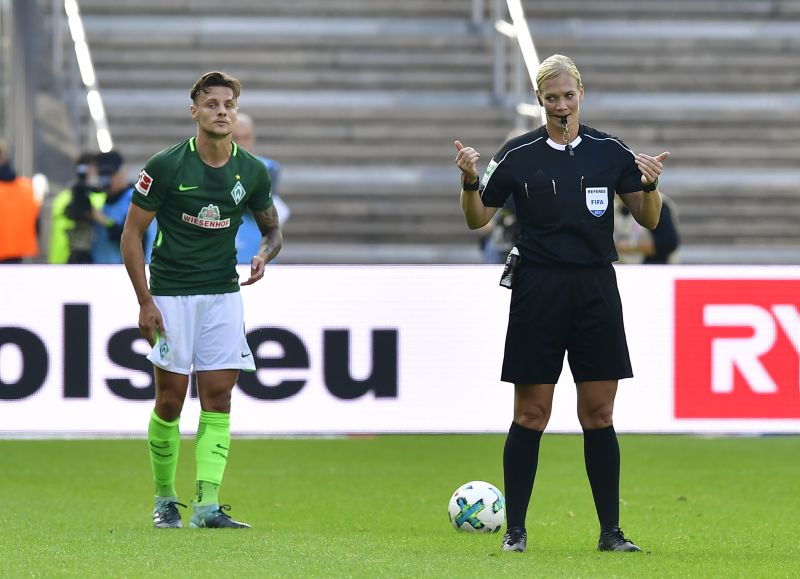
left=241, top=352, right=251, bottom=358
left=178, top=184, right=199, bottom=191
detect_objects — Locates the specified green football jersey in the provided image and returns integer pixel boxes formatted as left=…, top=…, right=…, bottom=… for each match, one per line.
left=132, top=137, right=272, bottom=295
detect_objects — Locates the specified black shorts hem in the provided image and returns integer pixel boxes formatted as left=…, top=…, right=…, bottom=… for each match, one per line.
left=500, top=371, right=634, bottom=385
left=570, top=371, right=634, bottom=383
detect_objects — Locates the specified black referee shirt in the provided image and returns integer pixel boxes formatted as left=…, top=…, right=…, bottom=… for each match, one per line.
left=480, top=124, right=643, bottom=266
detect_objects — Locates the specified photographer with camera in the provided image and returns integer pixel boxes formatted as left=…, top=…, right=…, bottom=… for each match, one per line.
left=48, top=152, right=110, bottom=264
left=92, top=150, right=156, bottom=264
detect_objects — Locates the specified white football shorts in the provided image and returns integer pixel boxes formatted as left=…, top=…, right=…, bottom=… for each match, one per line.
left=146, top=293, right=256, bottom=375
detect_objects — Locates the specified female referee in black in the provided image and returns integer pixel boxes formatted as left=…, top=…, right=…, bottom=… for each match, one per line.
left=454, top=54, right=669, bottom=553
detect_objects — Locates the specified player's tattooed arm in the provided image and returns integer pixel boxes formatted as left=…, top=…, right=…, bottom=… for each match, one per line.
left=254, top=204, right=283, bottom=263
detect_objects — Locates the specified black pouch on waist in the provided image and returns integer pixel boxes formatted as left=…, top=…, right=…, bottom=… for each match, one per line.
left=499, top=247, right=520, bottom=289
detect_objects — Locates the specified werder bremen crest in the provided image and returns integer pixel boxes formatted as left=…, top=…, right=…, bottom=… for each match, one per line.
left=230, top=181, right=246, bottom=204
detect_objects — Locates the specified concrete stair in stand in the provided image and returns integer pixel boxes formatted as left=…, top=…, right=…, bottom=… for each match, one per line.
left=75, top=0, right=800, bottom=262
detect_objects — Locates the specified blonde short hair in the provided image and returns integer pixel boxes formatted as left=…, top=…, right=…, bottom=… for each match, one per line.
left=536, top=54, right=582, bottom=90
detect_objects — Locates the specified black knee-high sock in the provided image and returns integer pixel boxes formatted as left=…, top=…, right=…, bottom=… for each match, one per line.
left=583, top=425, right=620, bottom=532
left=503, top=422, right=544, bottom=529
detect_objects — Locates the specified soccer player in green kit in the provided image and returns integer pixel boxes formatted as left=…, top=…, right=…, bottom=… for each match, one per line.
left=120, top=71, right=282, bottom=529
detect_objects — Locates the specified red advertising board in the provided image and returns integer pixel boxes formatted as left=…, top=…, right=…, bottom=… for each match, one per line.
left=674, top=279, right=800, bottom=419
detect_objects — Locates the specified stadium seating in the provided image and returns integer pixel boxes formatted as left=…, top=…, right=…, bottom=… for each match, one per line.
left=77, top=0, right=800, bottom=262
left=523, top=0, right=800, bottom=260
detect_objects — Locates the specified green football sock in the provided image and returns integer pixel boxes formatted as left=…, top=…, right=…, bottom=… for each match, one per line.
left=195, top=481, right=220, bottom=508
left=194, top=410, right=231, bottom=506
left=148, top=410, right=180, bottom=498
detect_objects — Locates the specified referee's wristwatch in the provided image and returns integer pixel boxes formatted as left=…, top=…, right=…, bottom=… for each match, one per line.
left=642, top=177, right=658, bottom=193
left=462, top=175, right=480, bottom=191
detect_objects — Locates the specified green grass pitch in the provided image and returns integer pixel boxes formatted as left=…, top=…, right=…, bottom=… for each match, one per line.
left=1, top=434, right=798, bottom=578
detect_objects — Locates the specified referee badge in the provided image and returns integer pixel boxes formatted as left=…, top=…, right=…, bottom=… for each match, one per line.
left=585, top=187, right=609, bottom=217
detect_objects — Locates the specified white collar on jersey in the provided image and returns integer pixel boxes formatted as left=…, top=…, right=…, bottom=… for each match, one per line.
left=546, top=136, right=583, bottom=151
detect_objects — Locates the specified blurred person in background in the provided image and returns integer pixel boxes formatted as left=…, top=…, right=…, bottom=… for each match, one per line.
left=456, top=54, right=670, bottom=555
left=480, top=197, right=519, bottom=264
left=232, top=112, right=289, bottom=264
left=91, top=150, right=156, bottom=264
left=614, top=193, right=680, bottom=264
left=0, top=138, right=40, bottom=263
left=121, top=71, right=282, bottom=530
left=47, top=152, right=108, bottom=264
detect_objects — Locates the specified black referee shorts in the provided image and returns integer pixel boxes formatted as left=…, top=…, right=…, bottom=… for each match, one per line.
left=500, top=263, right=633, bottom=385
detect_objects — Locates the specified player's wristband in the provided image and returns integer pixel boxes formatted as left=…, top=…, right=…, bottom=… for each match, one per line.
left=642, top=177, right=658, bottom=193
left=462, top=175, right=480, bottom=191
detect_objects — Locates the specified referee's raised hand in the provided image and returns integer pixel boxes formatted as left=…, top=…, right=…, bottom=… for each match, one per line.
left=454, top=140, right=480, bottom=181
left=635, top=151, right=671, bottom=187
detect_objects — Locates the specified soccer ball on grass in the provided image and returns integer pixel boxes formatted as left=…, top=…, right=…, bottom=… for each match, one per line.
left=447, top=480, right=505, bottom=533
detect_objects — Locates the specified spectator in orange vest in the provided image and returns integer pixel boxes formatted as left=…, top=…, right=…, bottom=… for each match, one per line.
left=0, top=139, right=40, bottom=263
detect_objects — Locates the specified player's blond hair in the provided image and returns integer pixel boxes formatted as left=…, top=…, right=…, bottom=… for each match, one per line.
left=190, top=71, right=241, bottom=102
left=535, top=54, right=582, bottom=90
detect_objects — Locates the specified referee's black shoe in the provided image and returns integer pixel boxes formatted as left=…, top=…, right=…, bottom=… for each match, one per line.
left=501, top=526, right=527, bottom=552
left=597, top=527, right=641, bottom=552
